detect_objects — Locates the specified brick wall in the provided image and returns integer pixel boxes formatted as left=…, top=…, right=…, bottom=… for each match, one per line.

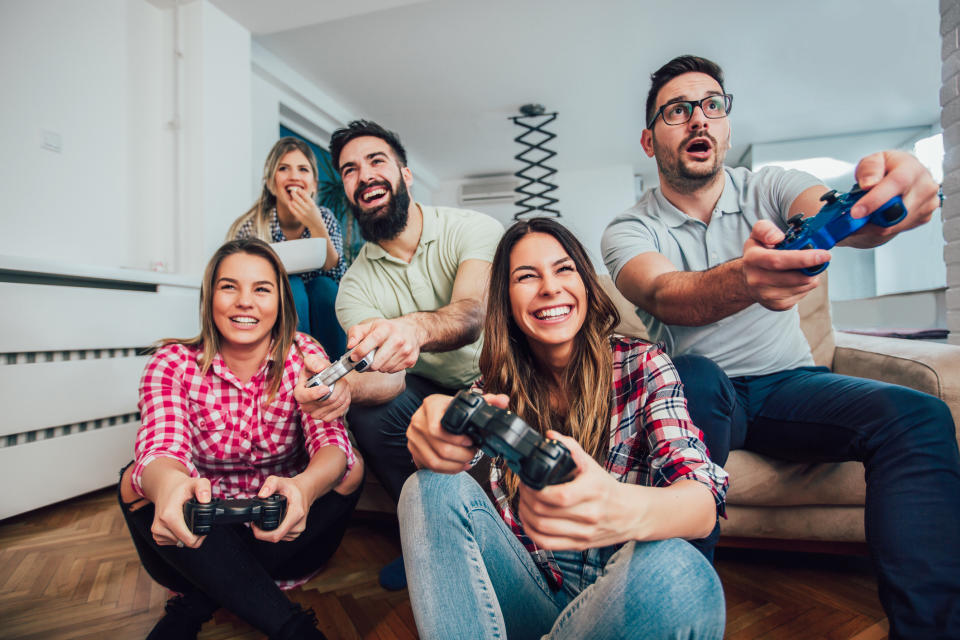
left=944, top=0, right=960, bottom=344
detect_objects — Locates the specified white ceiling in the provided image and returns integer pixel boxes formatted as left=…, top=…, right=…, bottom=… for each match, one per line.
left=211, top=0, right=942, bottom=186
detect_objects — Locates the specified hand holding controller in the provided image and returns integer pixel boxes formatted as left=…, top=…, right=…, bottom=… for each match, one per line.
left=305, top=347, right=377, bottom=400
left=775, top=183, right=907, bottom=275
left=440, top=390, right=577, bottom=490
left=182, top=494, right=287, bottom=535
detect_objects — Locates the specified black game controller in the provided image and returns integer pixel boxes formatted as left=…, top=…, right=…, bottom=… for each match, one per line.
left=182, top=494, right=287, bottom=535
left=441, top=390, right=577, bottom=490
left=305, top=347, right=377, bottom=400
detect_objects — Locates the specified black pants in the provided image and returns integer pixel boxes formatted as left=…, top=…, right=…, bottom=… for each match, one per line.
left=118, top=465, right=362, bottom=636
left=347, top=373, right=459, bottom=502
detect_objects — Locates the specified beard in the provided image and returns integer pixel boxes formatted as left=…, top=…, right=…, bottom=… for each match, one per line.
left=350, top=178, right=412, bottom=243
left=652, top=130, right=725, bottom=194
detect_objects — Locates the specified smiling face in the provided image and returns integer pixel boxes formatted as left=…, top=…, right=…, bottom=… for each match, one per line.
left=271, top=149, right=318, bottom=209
left=211, top=252, right=279, bottom=354
left=641, top=71, right=731, bottom=193
left=508, top=232, right=587, bottom=366
left=338, top=135, right=414, bottom=242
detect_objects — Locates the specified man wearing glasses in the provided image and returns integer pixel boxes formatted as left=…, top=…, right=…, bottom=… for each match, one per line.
left=602, top=55, right=958, bottom=638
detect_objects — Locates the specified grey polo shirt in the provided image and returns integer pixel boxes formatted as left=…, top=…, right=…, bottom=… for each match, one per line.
left=335, top=204, right=504, bottom=388
left=601, top=166, right=823, bottom=377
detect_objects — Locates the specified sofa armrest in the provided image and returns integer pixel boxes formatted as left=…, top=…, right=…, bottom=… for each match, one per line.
left=833, top=331, right=960, bottom=435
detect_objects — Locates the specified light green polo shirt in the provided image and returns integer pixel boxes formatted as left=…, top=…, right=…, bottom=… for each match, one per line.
left=335, top=204, right=504, bottom=388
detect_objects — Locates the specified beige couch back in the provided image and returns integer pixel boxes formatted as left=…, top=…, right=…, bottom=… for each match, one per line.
left=598, top=273, right=835, bottom=369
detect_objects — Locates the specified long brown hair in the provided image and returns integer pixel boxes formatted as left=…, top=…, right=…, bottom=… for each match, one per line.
left=156, top=238, right=300, bottom=401
left=479, top=218, right=620, bottom=501
left=226, top=137, right=320, bottom=242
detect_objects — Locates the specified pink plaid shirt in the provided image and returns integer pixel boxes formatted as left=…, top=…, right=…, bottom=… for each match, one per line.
left=486, top=337, right=728, bottom=589
left=132, top=333, right=356, bottom=499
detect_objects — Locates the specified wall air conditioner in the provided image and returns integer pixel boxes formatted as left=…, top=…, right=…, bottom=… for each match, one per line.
left=458, top=177, right=520, bottom=206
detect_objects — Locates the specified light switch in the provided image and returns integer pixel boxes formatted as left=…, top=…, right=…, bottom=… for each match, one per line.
left=41, top=129, right=62, bottom=153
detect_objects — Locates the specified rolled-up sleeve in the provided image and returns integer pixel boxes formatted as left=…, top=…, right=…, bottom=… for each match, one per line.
left=638, top=345, right=729, bottom=515
left=297, top=337, right=356, bottom=473
left=132, top=346, right=199, bottom=496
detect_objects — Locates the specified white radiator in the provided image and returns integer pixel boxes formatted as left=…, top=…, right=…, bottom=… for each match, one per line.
left=0, top=256, right=200, bottom=519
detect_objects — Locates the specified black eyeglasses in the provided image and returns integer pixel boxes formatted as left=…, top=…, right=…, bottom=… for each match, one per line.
left=647, top=94, right=733, bottom=128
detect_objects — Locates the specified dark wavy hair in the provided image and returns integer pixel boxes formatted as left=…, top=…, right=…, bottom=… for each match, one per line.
left=329, top=120, right=408, bottom=172
left=645, top=55, right=725, bottom=128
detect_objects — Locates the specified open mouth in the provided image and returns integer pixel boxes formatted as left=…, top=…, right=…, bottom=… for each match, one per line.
left=532, top=305, right=572, bottom=321
left=685, top=138, right=713, bottom=157
left=284, top=185, right=304, bottom=197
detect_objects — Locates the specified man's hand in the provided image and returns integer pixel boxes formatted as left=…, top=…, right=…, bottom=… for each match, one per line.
left=517, top=432, right=633, bottom=551
left=406, top=393, right=508, bottom=473
left=294, top=353, right=351, bottom=422
left=741, top=221, right=830, bottom=311
left=254, top=476, right=310, bottom=543
left=842, top=150, right=940, bottom=248
left=346, top=318, right=424, bottom=373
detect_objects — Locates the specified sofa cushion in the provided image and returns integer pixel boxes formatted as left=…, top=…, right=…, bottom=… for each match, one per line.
left=724, top=450, right=865, bottom=506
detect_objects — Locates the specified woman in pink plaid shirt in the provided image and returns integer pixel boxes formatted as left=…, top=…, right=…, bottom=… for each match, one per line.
left=117, top=238, right=372, bottom=640
left=399, top=218, right=728, bottom=639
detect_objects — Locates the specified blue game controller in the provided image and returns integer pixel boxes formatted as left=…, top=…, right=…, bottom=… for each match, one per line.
left=775, top=184, right=907, bottom=276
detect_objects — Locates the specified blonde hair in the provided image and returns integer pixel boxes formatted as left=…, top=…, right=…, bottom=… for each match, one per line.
left=479, top=218, right=620, bottom=502
left=226, top=137, right=320, bottom=242
left=154, top=238, right=301, bottom=401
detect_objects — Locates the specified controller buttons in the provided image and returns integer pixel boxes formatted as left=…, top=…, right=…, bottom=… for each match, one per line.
left=820, top=190, right=839, bottom=204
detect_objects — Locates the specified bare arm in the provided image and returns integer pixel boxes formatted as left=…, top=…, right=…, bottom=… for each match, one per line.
left=346, top=258, right=491, bottom=373
left=615, top=185, right=834, bottom=325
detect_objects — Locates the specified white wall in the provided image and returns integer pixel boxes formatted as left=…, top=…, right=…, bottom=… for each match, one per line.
left=0, top=0, right=135, bottom=268
left=434, top=164, right=636, bottom=269
left=0, top=0, right=254, bottom=276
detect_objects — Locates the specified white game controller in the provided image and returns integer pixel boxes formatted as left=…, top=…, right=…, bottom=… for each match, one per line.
left=305, top=347, right=377, bottom=400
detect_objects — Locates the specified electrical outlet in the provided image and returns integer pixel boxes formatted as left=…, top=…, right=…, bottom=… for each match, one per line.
left=41, top=129, right=62, bottom=153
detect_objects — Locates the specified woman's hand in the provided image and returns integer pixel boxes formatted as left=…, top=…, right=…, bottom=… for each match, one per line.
left=286, top=187, right=330, bottom=239
left=294, top=352, right=352, bottom=422
left=254, top=475, right=311, bottom=543
left=151, top=474, right=211, bottom=549
left=517, top=431, right=639, bottom=551
left=407, top=393, right=507, bottom=473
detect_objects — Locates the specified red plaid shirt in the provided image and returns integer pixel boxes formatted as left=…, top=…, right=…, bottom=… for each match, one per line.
left=487, top=337, right=729, bottom=589
left=132, top=333, right=356, bottom=500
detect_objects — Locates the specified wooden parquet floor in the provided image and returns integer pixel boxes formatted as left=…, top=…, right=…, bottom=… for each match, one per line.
left=0, top=489, right=888, bottom=639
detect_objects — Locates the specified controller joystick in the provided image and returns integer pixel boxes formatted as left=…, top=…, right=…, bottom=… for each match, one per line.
left=440, top=390, right=577, bottom=490
left=182, top=494, right=287, bottom=535
left=774, top=183, right=907, bottom=276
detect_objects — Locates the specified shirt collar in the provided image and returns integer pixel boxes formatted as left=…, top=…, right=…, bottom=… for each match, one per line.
left=204, top=343, right=274, bottom=388
left=652, top=169, right=741, bottom=228
left=363, top=203, right=434, bottom=262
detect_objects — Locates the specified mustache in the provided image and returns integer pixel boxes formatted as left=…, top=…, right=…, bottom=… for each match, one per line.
left=353, top=179, right=392, bottom=206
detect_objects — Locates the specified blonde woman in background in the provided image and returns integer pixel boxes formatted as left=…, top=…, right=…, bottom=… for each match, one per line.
left=228, top=137, right=347, bottom=357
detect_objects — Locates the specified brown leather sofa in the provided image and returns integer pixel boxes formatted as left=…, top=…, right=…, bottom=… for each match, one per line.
left=599, top=274, right=960, bottom=546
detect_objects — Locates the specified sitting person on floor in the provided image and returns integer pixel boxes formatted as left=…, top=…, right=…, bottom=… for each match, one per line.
left=118, top=238, right=400, bottom=640
left=296, top=119, right=504, bottom=589
left=398, top=217, right=728, bottom=640
left=228, top=137, right=347, bottom=358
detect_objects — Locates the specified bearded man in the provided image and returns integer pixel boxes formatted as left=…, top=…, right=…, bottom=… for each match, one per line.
left=602, top=55, right=958, bottom=638
left=297, top=120, right=503, bottom=589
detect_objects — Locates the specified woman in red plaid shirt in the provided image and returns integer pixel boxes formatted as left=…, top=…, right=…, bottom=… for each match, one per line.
left=399, top=218, right=729, bottom=639
left=118, top=238, right=374, bottom=640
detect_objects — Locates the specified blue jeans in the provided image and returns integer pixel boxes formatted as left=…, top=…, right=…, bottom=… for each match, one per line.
left=672, top=354, right=960, bottom=639
left=399, top=471, right=725, bottom=640
left=289, top=274, right=346, bottom=358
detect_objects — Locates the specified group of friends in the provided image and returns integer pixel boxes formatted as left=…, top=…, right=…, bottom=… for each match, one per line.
left=116, top=55, right=960, bottom=640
